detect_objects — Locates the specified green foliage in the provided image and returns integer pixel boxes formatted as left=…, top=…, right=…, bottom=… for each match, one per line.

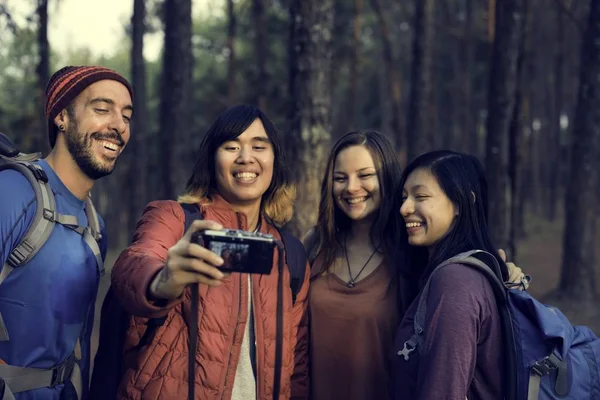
left=0, top=25, right=40, bottom=150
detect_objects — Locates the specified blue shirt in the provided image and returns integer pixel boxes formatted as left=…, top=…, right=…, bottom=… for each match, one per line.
left=0, top=159, right=106, bottom=399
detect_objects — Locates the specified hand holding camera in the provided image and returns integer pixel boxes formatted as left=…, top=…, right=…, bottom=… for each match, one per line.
left=149, top=219, right=228, bottom=301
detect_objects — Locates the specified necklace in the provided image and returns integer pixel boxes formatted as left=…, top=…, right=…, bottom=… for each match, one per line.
left=343, top=235, right=378, bottom=288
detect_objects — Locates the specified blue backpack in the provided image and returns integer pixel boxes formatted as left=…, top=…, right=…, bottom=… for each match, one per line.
left=402, top=250, right=600, bottom=400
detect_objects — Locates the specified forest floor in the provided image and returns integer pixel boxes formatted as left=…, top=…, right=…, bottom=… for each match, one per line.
left=89, top=210, right=600, bottom=371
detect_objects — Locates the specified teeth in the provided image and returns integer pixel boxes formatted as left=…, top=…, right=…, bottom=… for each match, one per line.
left=406, top=222, right=423, bottom=228
left=234, top=172, right=257, bottom=180
left=101, top=141, right=118, bottom=151
left=346, top=196, right=368, bottom=204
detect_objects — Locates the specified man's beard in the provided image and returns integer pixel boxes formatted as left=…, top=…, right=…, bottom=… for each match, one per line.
left=65, top=120, right=124, bottom=181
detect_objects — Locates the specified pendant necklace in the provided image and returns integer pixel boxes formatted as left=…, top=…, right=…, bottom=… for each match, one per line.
left=343, top=234, right=378, bottom=288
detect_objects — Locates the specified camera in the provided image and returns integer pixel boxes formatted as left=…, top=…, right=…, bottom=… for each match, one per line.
left=191, top=229, right=276, bottom=274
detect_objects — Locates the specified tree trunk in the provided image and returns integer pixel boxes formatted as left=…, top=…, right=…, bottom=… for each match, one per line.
left=252, top=0, right=268, bottom=111
left=127, top=0, right=148, bottom=237
left=508, top=0, right=528, bottom=259
left=349, top=0, right=363, bottom=128
left=159, top=0, right=193, bottom=199
left=549, top=0, right=565, bottom=221
left=287, top=0, right=334, bottom=237
left=516, top=3, right=534, bottom=239
left=485, top=0, right=523, bottom=250
left=559, top=0, right=600, bottom=301
left=406, top=0, right=435, bottom=163
left=488, top=0, right=496, bottom=43
left=461, top=0, right=477, bottom=155
left=227, top=0, right=237, bottom=105
left=36, top=0, right=49, bottom=154
left=370, top=0, right=403, bottom=156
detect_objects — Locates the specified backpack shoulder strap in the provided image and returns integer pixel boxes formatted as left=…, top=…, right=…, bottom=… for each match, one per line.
left=0, top=161, right=56, bottom=285
left=82, top=195, right=105, bottom=277
left=412, top=250, right=507, bottom=347
left=179, top=202, right=202, bottom=400
left=181, top=202, right=203, bottom=229
left=398, top=250, right=518, bottom=399
left=278, top=228, right=307, bottom=305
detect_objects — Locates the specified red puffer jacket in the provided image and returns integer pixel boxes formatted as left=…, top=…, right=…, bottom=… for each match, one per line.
left=110, top=196, right=310, bottom=400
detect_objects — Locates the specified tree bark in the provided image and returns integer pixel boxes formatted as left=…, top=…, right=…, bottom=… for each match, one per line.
left=406, top=0, right=435, bottom=163
left=287, top=0, right=334, bottom=237
left=508, top=0, right=528, bottom=259
left=548, top=0, right=565, bottom=221
left=127, top=0, right=148, bottom=237
left=370, top=0, right=403, bottom=156
left=559, top=0, right=600, bottom=301
left=349, top=0, right=363, bottom=128
left=36, top=0, right=49, bottom=154
left=461, top=0, right=477, bottom=155
left=159, top=0, right=193, bottom=199
left=227, top=0, right=237, bottom=105
left=252, top=0, right=268, bottom=111
left=485, top=0, right=523, bottom=250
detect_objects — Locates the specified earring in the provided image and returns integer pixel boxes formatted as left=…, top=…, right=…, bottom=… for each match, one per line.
left=58, top=124, right=65, bottom=131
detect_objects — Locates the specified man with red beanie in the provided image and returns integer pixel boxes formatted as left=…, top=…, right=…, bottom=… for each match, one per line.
left=0, top=65, right=133, bottom=400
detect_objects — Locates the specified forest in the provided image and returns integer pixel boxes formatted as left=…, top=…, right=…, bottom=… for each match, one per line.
left=1, top=0, right=599, bottom=332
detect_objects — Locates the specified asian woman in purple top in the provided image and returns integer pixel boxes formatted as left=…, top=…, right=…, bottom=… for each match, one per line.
left=392, top=150, right=508, bottom=400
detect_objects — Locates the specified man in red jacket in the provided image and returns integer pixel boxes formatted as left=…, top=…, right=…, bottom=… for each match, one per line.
left=108, top=105, right=310, bottom=400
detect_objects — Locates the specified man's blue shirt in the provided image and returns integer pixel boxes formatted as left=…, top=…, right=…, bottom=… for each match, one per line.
left=0, top=159, right=106, bottom=399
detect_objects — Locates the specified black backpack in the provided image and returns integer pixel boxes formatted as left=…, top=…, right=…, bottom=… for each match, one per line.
left=89, top=202, right=307, bottom=400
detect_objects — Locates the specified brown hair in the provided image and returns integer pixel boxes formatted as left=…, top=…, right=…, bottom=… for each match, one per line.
left=308, top=131, right=404, bottom=274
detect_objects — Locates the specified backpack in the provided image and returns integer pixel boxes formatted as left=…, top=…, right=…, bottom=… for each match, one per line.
left=89, top=202, right=307, bottom=400
left=0, top=132, right=104, bottom=398
left=400, top=249, right=600, bottom=400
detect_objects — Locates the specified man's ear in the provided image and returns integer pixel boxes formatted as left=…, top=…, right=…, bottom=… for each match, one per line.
left=53, top=109, right=70, bottom=132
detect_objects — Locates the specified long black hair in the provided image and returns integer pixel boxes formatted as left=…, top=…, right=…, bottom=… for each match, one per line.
left=399, top=150, right=509, bottom=286
left=179, top=104, right=296, bottom=225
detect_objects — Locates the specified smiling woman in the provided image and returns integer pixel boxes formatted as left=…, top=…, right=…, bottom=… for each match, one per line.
left=304, top=130, right=408, bottom=400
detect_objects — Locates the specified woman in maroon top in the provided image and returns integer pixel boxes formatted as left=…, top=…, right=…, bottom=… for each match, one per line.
left=392, top=150, right=509, bottom=400
left=304, top=131, right=411, bottom=400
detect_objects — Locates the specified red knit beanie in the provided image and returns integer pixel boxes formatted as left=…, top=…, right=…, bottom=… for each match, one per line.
left=45, top=65, right=134, bottom=148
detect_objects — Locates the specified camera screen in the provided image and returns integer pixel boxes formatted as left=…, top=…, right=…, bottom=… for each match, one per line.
left=208, top=241, right=250, bottom=271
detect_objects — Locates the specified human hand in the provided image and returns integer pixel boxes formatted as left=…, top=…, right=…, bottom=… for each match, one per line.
left=498, top=248, right=530, bottom=290
left=149, top=220, right=230, bottom=300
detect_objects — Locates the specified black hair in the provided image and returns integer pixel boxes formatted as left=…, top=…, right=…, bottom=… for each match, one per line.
left=180, top=104, right=295, bottom=225
left=399, top=150, right=509, bottom=285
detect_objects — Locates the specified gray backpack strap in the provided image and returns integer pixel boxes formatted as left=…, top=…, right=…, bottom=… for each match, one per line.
left=0, top=162, right=57, bottom=286
left=0, top=354, right=81, bottom=398
left=0, top=165, right=103, bottom=343
left=1, top=382, right=15, bottom=400
left=0, top=162, right=57, bottom=342
left=82, top=196, right=104, bottom=277
left=398, top=250, right=504, bottom=361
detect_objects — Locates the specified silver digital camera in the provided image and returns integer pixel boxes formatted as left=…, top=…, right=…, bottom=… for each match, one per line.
left=191, top=229, right=276, bottom=274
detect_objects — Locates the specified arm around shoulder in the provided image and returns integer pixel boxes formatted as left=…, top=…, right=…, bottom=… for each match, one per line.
left=111, top=200, right=186, bottom=318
